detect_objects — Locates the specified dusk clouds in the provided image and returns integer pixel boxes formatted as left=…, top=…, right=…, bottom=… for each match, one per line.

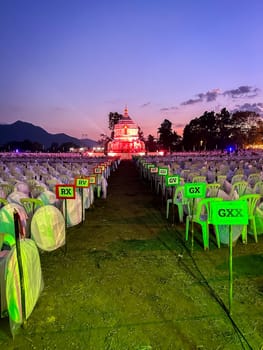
left=180, top=86, right=260, bottom=106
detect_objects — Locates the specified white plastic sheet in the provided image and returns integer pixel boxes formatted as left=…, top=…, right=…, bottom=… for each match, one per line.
left=31, top=205, right=65, bottom=251
left=5, top=239, right=43, bottom=336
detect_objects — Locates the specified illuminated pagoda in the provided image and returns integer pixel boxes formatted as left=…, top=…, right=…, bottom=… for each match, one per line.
left=107, top=107, right=145, bottom=155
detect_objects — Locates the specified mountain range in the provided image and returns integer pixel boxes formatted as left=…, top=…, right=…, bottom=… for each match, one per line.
left=0, top=120, right=98, bottom=149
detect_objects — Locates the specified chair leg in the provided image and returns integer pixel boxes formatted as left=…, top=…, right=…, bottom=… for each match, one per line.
left=178, top=204, right=183, bottom=223
left=185, top=216, right=190, bottom=241
left=214, top=225, right=221, bottom=248
left=252, top=218, right=258, bottom=243
left=166, top=200, right=171, bottom=219
left=201, top=223, right=209, bottom=250
left=241, top=224, right=247, bottom=244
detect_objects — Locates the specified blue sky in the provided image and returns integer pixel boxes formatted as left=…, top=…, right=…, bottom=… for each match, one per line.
left=0, top=0, right=263, bottom=140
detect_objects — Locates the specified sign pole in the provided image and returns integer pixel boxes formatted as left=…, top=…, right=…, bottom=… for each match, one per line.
left=64, top=199, right=68, bottom=229
left=191, top=198, right=195, bottom=252
left=211, top=199, right=249, bottom=316
left=229, top=225, right=233, bottom=315
left=172, top=186, right=175, bottom=225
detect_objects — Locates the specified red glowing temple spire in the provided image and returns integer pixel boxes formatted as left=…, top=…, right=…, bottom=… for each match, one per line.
left=124, top=105, right=129, bottom=117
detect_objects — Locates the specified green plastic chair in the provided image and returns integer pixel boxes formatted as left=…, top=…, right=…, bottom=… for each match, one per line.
left=253, top=181, right=263, bottom=195
left=192, top=175, right=206, bottom=183
left=0, top=184, right=14, bottom=197
left=20, top=198, right=44, bottom=216
left=231, top=174, right=244, bottom=184
left=239, top=194, right=261, bottom=243
left=0, top=198, right=8, bottom=208
left=206, top=183, right=220, bottom=197
left=166, top=185, right=188, bottom=223
left=247, top=173, right=261, bottom=188
left=185, top=197, right=223, bottom=250
left=216, top=175, right=226, bottom=188
left=230, top=181, right=248, bottom=198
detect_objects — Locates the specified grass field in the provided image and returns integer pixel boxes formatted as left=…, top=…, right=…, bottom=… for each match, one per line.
left=0, top=160, right=263, bottom=349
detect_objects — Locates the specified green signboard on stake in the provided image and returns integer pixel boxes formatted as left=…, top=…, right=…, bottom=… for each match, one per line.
left=158, top=167, right=168, bottom=176
left=150, top=167, right=158, bottom=173
left=75, top=177, right=90, bottom=188
left=211, top=200, right=248, bottom=225
left=184, top=182, right=207, bottom=198
left=147, top=164, right=155, bottom=169
left=56, top=184, right=76, bottom=199
left=166, top=175, right=180, bottom=187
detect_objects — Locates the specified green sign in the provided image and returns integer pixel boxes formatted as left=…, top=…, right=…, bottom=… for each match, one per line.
left=75, top=177, right=89, bottom=188
left=158, top=167, right=168, bottom=176
left=94, top=167, right=102, bottom=174
left=89, top=175, right=96, bottom=184
left=56, top=185, right=75, bottom=199
left=184, top=182, right=206, bottom=198
left=166, top=175, right=180, bottom=187
left=150, top=167, right=158, bottom=173
left=211, top=200, right=248, bottom=225
left=147, top=164, right=155, bottom=169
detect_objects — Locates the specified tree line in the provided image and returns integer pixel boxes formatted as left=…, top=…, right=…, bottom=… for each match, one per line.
left=108, top=108, right=263, bottom=152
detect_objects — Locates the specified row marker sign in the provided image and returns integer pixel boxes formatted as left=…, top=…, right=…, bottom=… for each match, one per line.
left=150, top=167, right=158, bottom=173
left=158, top=167, right=168, bottom=176
left=184, top=182, right=206, bottom=198
left=56, top=184, right=76, bottom=199
left=89, top=175, right=97, bottom=185
left=211, top=200, right=248, bottom=225
left=94, top=167, right=102, bottom=174
left=75, top=177, right=90, bottom=188
left=166, top=175, right=180, bottom=187
left=147, top=164, right=155, bottom=169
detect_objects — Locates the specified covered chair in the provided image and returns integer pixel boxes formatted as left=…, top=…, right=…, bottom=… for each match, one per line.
left=0, top=203, right=28, bottom=246
left=31, top=205, right=65, bottom=251
left=4, top=239, right=43, bottom=336
left=239, top=194, right=261, bottom=243
left=185, top=197, right=223, bottom=250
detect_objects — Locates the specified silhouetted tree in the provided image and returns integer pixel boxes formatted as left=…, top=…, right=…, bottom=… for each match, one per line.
left=108, top=112, right=123, bottom=138
left=145, top=134, right=158, bottom=152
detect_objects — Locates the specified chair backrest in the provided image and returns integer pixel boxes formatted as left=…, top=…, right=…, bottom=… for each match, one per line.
left=195, top=197, right=223, bottom=221
left=231, top=174, right=244, bottom=184
left=253, top=181, right=263, bottom=195
left=0, top=184, right=14, bottom=197
left=192, top=175, right=206, bottom=183
left=216, top=175, right=227, bottom=187
left=239, top=194, right=261, bottom=217
left=173, top=185, right=188, bottom=205
left=230, top=181, right=248, bottom=197
left=247, top=173, right=261, bottom=187
left=206, top=183, right=220, bottom=197
left=0, top=197, right=8, bottom=208
left=20, top=198, right=44, bottom=216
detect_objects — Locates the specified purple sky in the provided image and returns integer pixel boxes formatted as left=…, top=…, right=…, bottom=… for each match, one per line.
left=1, top=0, right=263, bottom=140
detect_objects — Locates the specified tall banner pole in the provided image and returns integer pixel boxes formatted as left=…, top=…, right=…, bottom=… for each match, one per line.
left=229, top=225, right=233, bottom=315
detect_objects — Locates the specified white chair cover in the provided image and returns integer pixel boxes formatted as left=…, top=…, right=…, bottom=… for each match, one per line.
left=14, top=182, right=30, bottom=196
left=0, top=203, right=28, bottom=244
left=31, top=205, right=65, bottom=251
left=5, top=239, right=43, bottom=336
left=7, top=191, right=29, bottom=206
left=62, top=191, right=82, bottom=227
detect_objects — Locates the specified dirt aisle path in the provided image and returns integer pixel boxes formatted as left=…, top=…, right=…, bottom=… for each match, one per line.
left=1, top=160, right=261, bottom=349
